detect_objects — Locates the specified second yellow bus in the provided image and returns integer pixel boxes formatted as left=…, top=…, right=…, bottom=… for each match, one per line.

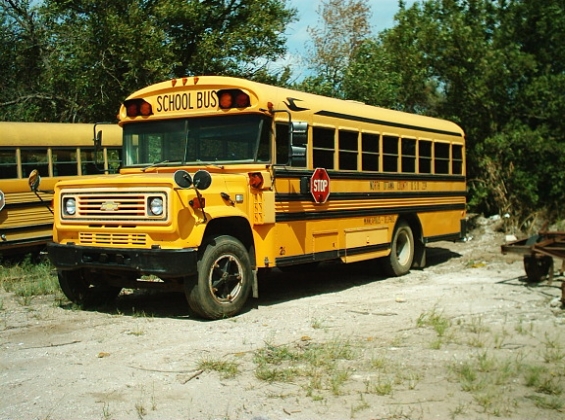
left=0, top=122, right=122, bottom=255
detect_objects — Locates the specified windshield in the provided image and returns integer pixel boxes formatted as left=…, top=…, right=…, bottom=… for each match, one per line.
left=123, top=114, right=271, bottom=166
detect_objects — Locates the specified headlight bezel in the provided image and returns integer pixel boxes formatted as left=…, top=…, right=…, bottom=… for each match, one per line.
left=63, top=197, right=77, bottom=216
left=148, top=196, right=164, bottom=216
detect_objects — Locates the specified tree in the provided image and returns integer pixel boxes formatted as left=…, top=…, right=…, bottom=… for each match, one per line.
left=153, top=0, right=296, bottom=79
left=0, top=0, right=54, bottom=120
left=298, top=0, right=371, bottom=97
left=0, top=0, right=297, bottom=122
left=343, top=0, right=565, bottom=225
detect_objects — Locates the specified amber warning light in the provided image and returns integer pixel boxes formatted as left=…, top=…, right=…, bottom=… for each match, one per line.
left=218, top=89, right=251, bottom=109
left=124, top=99, right=153, bottom=117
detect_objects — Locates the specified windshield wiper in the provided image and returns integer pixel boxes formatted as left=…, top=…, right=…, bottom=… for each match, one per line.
left=196, top=160, right=224, bottom=170
left=142, top=160, right=170, bottom=172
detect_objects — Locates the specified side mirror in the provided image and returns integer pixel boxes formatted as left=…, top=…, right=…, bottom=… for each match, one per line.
left=28, top=169, right=41, bottom=192
left=95, top=130, right=102, bottom=150
left=193, top=170, right=212, bottom=190
left=289, top=121, right=307, bottom=167
left=174, top=170, right=193, bottom=189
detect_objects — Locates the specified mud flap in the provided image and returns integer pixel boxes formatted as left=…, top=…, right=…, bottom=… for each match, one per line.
left=412, top=238, right=426, bottom=269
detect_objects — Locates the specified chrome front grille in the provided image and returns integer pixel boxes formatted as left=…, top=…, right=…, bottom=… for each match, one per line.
left=60, top=188, right=169, bottom=224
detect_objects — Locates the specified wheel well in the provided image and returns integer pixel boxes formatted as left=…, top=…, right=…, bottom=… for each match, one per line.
left=398, top=213, right=426, bottom=268
left=400, top=213, right=423, bottom=241
left=202, top=217, right=256, bottom=267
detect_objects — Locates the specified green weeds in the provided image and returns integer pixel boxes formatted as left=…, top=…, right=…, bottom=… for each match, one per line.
left=0, top=255, right=62, bottom=305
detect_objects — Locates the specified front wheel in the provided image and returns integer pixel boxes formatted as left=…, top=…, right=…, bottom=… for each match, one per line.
left=185, top=235, right=252, bottom=320
left=58, top=269, right=122, bottom=307
left=382, top=220, right=414, bottom=277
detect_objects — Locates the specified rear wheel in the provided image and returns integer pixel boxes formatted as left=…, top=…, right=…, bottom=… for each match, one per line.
left=58, top=269, right=121, bottom=306
left=523, top=255, right=553, bottom=283
left=382, top=220, right=414, bottom=276
left=185, top=235, right=252, bottom=319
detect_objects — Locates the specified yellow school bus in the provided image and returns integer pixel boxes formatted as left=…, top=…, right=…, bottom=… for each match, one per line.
left=45, top=76, right=466, bottom=319
left=0, top=122, right=122, bottom=255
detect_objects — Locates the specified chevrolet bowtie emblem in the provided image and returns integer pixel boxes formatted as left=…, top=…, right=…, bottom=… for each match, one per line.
left=100, top=201, right=120, bottom=211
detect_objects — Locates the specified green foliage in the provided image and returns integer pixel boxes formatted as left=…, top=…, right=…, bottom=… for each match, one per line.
left=0, top=0, right=297, bottom=122
left=0, top=254, right=61, bottom=304
left=253, top=338, right=356, bottom=396
left=339, top=0, right=565, bottom=223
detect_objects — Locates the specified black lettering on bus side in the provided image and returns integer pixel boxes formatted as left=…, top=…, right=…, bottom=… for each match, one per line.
left=156, top=91, right=218, bottom=112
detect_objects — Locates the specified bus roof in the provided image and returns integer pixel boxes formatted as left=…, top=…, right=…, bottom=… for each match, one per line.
left=0, top=122, right=122, bottom=147
left=121, top=76, right=464, bottom=141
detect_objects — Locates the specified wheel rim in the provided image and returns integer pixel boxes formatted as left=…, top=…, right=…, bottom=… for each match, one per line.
left=207, top=254, right=244, bottom=303
left=396, top=229, right=412, bottom=267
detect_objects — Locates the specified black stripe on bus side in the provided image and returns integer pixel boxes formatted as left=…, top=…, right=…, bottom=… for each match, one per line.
left=2, top=201, right=53, bottom=210
left=276, top=190, right=466, bottom=202
left=0, top=236, right=52, bottom=247
left=275, top=203, right=466, bottom=223
left=0, top=223, right=52, bottom=233
left=273, top=167, right=466, bottom=183
left=275, top=243, right=390, bottom=267
left=314, top=110, right=464, bottom=137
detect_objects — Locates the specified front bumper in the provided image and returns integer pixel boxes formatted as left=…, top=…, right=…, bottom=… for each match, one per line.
left=46, top=242, right=198, bottom=278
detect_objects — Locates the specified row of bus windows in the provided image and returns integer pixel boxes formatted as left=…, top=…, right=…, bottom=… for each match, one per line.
left=0, top=148, right=122, bottom=179
left=276, top=125, right=464, bottom=175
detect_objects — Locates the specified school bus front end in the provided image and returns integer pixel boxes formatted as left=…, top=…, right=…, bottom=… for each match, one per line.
left=48, top=175, right=195, bottom=274
left=46, top=167, right=268, bottom=320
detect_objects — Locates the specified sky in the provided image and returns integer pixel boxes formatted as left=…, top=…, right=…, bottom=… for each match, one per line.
left=280, top=0, right=417, bottom=81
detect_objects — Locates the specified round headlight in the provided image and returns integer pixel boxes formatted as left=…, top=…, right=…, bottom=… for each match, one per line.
left=64, top=197, right=76, bottom=216
left=149, top=197, right=164, bottom=216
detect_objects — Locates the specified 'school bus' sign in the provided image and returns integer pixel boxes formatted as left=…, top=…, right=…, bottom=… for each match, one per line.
left=310, top=167, right=331, bottom=204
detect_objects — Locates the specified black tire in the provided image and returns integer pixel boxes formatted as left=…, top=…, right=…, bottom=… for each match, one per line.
left=185, top=235, right=252, bottom=320
left=58, top=269, right=121, bottom=307
left=382, top=219, right=414, bottom=277
left=523, top=255, right=552, bottom=283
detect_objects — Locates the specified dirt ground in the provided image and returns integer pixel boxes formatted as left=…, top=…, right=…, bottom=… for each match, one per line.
left=1, top=217, right=564, bottom=420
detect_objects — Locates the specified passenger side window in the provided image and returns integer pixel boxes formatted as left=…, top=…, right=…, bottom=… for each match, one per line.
left=52, top=148, right=78, bottom=176
left=21, top=148, right=49, bottom=177
left=382, top=136, right=399, bottom=172
left=452, top=144, right=464, bottom=175
left=0, top=150, right=18, bottom=179
left=339, top=130, right=358, bottom=170
left=313, top=127, right=334, bottom=169
left=434, top=142, right=450, bottom=174
left=275, top=123, right=289, bottom=165
left=418, top=140, right=432, bottom=174
left=401, top=138, right=416, bottom=173
left=361, top=133, right=380, bottom=172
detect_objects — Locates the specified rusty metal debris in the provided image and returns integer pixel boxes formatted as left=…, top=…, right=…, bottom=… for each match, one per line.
left=501, top=231, right=565, bottom=305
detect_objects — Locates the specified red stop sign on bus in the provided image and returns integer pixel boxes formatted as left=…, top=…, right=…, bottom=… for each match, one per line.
left=310, top=168, right=331, bottom=204
left=0, top=190, right=4, bottom=212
